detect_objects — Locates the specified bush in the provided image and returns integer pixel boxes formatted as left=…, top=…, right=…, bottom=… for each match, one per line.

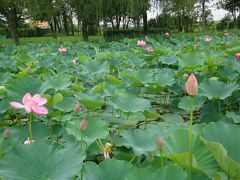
left=104, top=28, right=170, bottom=40
left=228, top=22, right=235, bottom=29
left=0, top=28, right=8, bottom=36
left=0, top=28, right=50, bottom=38
left=237, top=15, right=240, bottom=29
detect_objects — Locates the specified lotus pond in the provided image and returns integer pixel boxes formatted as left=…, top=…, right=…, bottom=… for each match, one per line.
left=0, top=33, right=240, bottom=180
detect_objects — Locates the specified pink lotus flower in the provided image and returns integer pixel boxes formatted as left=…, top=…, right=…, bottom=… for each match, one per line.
left=72, top=58, right=77, bottom=64
left=24, top=137, right=35, bottom=144
left=235, top=53, right=240, bottom=59
left=156, top=136, right=164, bottom=149
left=204, top=35, right=211, bottom=42
left=146, top=47, right=154, bottom=52
left=185, top=73, right=198, bottom=96
left=58, top=47, right=67, bottom=53
left=10, top=93, right=48, bottom=115
left=224, top=32, right=230, bottom=36
left=136, top=40, right=146, bottom=47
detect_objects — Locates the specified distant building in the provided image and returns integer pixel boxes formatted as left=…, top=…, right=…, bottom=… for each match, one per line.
left=34, top=21, right=49, bottom=29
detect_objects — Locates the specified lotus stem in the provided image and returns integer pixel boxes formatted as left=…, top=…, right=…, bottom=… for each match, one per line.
left=29, top=113, right=33, bottom=142
left=0, top=138, right=3, bottom=157
left=160, top=149, right=164, bottom=168
left=80, top=131, right=83, bottom=150
left=188, top=97, right=193, bottom=180
left=75, top=118, right=77, bottom=143
left=211, top=100, right=215, bottom=113
left=130, top=155, right=136, bottom=163
left=218, top=99, right=221, bottom=116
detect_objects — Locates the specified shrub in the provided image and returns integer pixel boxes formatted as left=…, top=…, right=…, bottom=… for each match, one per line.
left=0, top=28, right=50, bottom=38
left=104, top=28, right=170, bottom=40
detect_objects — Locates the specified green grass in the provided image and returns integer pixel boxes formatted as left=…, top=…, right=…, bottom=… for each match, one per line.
left=0, top=35, right=104, bottom=45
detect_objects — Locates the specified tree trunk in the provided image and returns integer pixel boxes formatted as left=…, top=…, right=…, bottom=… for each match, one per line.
left=62, top=10, right=69, bottom=35
left=82, top=20, right=88, bottom=41
left=202, top=0, right=206, bottom=31
left=69, top=16, right=74, bottom=35
left=143, top=10, right=148, bottom=34
left=8, top=6, right=19, bottom=44
left=116, top=16, right=121, bottom=29
left=49, top=20, right=57, bottom=39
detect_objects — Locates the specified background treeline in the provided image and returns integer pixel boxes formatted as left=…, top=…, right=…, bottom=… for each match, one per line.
left=0, top=0, right=240, bottom=44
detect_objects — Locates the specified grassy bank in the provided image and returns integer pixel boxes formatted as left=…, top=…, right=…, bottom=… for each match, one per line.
left=0, top=35, right=104, bottom=45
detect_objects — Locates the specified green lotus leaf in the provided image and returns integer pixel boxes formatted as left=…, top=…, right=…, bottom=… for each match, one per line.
left=81, top=60, right=109, bottom=74
left=153, top=68, right=176, bottom=87
left=179, top=52, right=206, bottom=70
left=158, top=54, right=178, bottom=65
left=121, top=128, right=157, bottom=155
left=164, top=129, right=218, bottom=177
left=199, top=79, right=239, bottom=100
left=53, top=96, right=75, bottom=112
left=6, top=76, right=42, bottom=102
left=109, top=93, right=151, bottom=113
left=76, top=93, right=104, bottom=110
left=40, top=74, right=71, bottom=93
left=226, top=111, right=240, bottom=124
left=201, top=121, right=240, bottom=164
left=0, top=144, right=85, bottom=180
left=0, top=72, right=12, bottom=84
left=66, top=117, right=109, bottom=146
left=83, top=159, right=136, bottom=180
left=126, top=164, right=187, bottom=180
left=143, top=109, right=161, bottom=119
left=119, top=69, right=154, bottom=86
left=178, top=96, right=206, bottom=112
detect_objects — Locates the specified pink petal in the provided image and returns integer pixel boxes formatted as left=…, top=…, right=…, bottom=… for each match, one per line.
left=22, top=93, right=32, bottom=105
left=10, top=102, right=25, bottom=109
left=32, top=94, right=41, bottom=102
left=32, top=94, right=47, bottom=105
left=25, top=106, right=32, bottom=113
left=32, top=105, right=48, bottom=115
left=38, top=97, right=47, bottom=106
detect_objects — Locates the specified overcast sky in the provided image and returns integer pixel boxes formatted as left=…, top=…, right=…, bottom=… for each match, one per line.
left=147, top=0, right=230, bottom=21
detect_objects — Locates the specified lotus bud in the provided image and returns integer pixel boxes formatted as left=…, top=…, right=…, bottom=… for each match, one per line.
left=3, top=129, right=11, bottom=139
left=185, top=73, right=198, bottom=96
left=80, top=119, right=87, bottom=131
left=156, top=136, right=164, bottom=149
left=73, top=103, right=81, bottom=113
left=235, top=53, right=240, bottom=59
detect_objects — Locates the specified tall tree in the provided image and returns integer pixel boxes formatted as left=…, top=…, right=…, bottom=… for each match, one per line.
left=0, top=0, right=24, bottom=44
left=70, top=0, right=102, bottom=41
left=217, top=0, right=240, bottom=23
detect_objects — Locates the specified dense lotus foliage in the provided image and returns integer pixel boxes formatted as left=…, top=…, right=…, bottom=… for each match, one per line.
left=0, top=32, right=240, bottom=180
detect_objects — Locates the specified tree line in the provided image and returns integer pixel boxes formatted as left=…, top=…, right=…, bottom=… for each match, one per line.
left=0, top=0, right=239, bottom=44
